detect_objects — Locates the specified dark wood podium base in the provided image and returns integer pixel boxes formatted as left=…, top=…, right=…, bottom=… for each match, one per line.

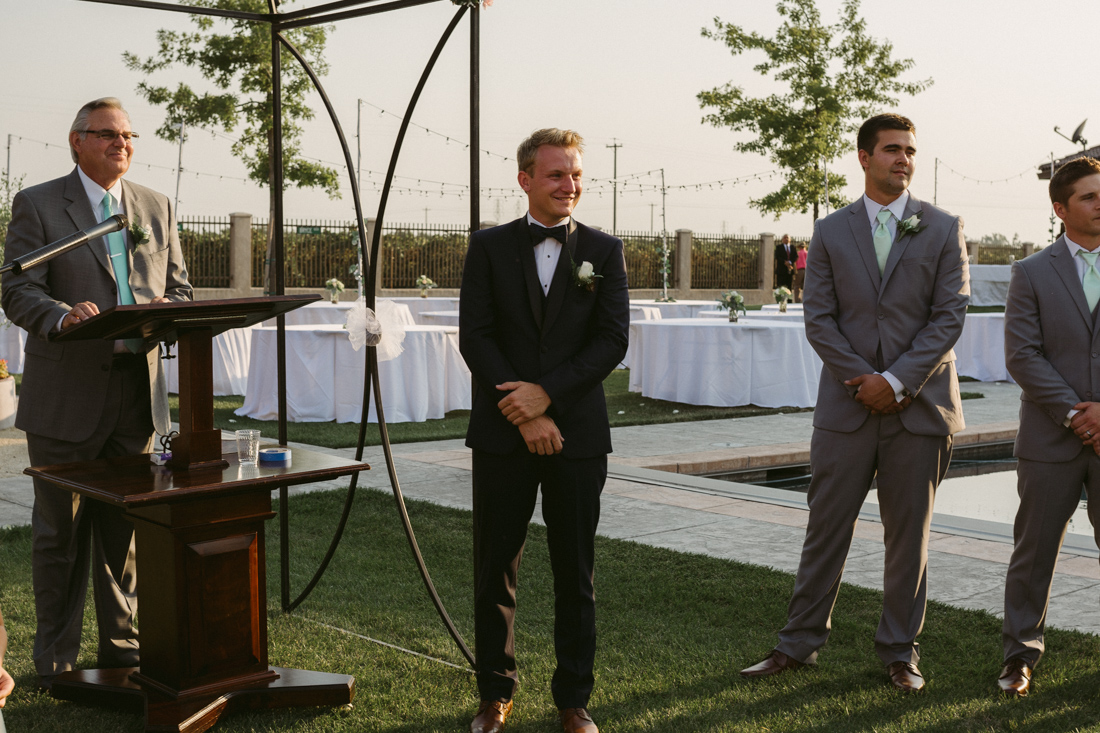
left=51, top=666, right=354, bottom=733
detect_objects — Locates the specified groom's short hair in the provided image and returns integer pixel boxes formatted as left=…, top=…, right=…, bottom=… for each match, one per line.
left=1050, top=156, right=1100, bottom=206
left=517, top=128, right=585, bottom=174
left=857, top=114, right=915, bottom=156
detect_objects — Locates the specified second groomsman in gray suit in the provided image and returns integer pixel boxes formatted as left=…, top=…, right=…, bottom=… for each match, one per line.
left=741, top=114, right=969, bottom=690
left=999, top=156, right=1100, bottom=697
left=2, top=97, right=192, bottom=690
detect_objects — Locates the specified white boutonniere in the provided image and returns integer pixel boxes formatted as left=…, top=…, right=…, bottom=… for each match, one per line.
left=896, top=214, right=924, bottom=237
left=129, top=217, right=150, bottom=248
left=571, top=258, right=601, bottom=292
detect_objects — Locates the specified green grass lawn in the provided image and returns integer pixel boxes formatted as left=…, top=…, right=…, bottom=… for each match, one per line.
left=2, top=489, right=1099, bottom=732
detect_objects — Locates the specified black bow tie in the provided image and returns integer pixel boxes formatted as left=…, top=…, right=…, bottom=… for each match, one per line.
left=530, top=222, right=568, bottom=246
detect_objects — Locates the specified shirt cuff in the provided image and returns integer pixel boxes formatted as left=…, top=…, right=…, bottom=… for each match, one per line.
left=879, top=371, right=906, bottom=403
left=1065, top=408, right=1080, bottom=428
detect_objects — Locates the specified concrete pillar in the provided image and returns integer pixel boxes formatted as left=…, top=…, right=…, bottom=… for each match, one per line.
left=967, top=240, right=980, bottom=264
left=674, top=230, right=692, bottom=291
left=479, top=220, right=498, bottom=230
left=760, top=233, right=776, bottom=290
left=228, top=212, right=252, bottom=297
left=1022, top=242, right=1034, bottom=258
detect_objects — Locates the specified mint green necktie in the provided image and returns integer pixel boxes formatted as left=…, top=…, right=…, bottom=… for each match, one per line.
left=101, top=193, right=142, bottom=352
left=1079, top=249, right=1100, bottom=312
left=873, top=209, right=893, bottom=275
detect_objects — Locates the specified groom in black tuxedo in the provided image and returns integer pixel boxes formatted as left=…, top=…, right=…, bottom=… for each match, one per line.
left=459, top=128, right=629, bottom=733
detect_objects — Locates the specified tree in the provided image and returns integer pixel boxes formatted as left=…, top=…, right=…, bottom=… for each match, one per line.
left=123, top=0, right=340, bottom=292
left=698, top=0, right=932, bottom=220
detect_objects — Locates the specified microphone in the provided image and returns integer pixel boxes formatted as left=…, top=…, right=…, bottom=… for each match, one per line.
left=0, top=214, right=129, bottom=276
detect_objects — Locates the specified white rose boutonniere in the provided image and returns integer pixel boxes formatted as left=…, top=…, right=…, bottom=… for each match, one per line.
left=572, top=258, right=601, bottom=292
left=129, top=217, right=151, bottom=248
left=896, top=213, right=924, bottom=238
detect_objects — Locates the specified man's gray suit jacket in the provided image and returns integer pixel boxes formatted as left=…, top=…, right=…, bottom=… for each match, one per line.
left=1005, top=236, right=1100, bottom=462
left=803, top=194, right=969, bottom=434
left=2, top=167, right=192, bottom=443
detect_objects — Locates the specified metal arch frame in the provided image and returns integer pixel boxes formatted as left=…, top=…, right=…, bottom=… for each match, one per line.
left=74, top=0, right=480, bottom=666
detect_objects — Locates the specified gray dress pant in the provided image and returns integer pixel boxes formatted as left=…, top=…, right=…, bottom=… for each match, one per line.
left=28, top=355, right=153, bottom=676
left=776, top=413, right=952, bottom=666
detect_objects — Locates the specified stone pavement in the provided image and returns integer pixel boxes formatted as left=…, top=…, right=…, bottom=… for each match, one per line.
left=2, top=379, right=1099, bottom=643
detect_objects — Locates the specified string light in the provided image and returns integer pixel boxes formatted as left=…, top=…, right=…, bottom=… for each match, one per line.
left=937, top=161, right=1042, bottom=185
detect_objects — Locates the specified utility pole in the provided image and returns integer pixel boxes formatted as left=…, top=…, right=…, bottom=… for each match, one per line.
left=606, top=138, right=622, bottom=235
left=424, top=207, right=429, bottom=225
left=174, top=122, right=185, bottom=216
left=649, top=203, right=655, bottom=232
left=934, top=157, right=939, bottom=206
left=5, top=134, right=11, bottom=200
left=356, top=99, right=364, bottom=201
left=660, top=168, right=670, bottom=302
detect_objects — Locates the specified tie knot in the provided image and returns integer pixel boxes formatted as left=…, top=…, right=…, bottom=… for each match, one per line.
left=1080, top=249, right=1100, bottom=266
left=876, top=209, right=892, bottom=226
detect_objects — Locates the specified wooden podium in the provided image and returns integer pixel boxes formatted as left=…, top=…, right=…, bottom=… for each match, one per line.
left=30, top=296, right=368, bottom=732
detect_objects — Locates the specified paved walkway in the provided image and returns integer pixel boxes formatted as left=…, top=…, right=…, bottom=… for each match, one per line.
left=3, top=380, right=1099, bottom=642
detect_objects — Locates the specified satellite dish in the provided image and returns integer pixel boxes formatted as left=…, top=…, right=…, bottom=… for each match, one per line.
left=1072, top=119, right=1088, bottom=146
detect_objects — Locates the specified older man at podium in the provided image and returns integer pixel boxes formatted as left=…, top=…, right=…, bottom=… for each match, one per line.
left=1, top=97, right=191, bottom=691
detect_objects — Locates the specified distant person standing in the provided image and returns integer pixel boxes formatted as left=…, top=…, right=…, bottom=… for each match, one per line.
left=2, top=97, right=192, bottom=691
left=774, top=233, right=796, bottom=289
left=999, top=156, right=1100, bottom=697
left=792, top=242, right=808, bottom=302
left=740, top=113, right=969, bottom=691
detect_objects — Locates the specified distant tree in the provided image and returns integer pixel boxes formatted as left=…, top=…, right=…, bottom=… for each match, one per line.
left=698, top=0, right=932, bottom=220
left=123, top=0, right=339, bottom=292
left=979, top=233, right=1011, bottom=246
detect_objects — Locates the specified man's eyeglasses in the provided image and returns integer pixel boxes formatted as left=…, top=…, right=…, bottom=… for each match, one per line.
left=79, top=130, right=139, bottom=142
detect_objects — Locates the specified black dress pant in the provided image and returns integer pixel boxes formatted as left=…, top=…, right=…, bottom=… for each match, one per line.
left=472, top=448, right=606, bottom=709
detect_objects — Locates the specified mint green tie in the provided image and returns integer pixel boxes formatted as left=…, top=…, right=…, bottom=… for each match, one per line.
left=1079, top=250, right=1100, bottom=312
left=873, top=209, right=893, bottom=275
left=101, top=193, right=142, bottom=352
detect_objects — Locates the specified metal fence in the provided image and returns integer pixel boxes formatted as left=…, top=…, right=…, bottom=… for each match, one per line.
left=250, top=218, right=362, bottom=289
left=975, top=244, right=1026, bottom=265
left=619, top=231, right=673, bottom=290
left=691, top=233, right=761, bottom=290
left=380, top=223, right=469, bottom=289
left=177, top=216, right=231, bottom=289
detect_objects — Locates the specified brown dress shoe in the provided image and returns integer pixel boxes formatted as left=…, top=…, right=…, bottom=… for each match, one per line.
left=887, top=661, right=925, bottom=692
left=998, top=658, right=1032, bottom=697
left=470, top=699, right=513, bottom=733
left=740, top=650, right=805, bottom=678
left=558, top=707, right=598, bottom=733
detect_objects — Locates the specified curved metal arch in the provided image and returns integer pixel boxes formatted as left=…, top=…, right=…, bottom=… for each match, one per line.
left=274, top=7, right=475, bottom=666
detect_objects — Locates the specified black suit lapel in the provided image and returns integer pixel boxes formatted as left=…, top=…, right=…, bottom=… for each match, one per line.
left=518, top=219, right=545, bottom=326
left=542, top=219, right=578, bottom=334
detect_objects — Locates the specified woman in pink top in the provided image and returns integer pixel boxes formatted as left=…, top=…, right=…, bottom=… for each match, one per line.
left=793, top=243, right=808, bottom=302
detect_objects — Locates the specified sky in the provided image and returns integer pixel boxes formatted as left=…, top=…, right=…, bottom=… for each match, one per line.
left=1, top=0, right=1097, bottom=245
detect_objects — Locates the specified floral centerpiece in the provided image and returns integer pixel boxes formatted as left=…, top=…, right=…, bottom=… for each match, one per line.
left=325, top=277, right=345, bottom=304
left=416, top=274, right=438, bottom=298
left=774, top=285, right=792, bottom=312
left=717, top=290, right=747, bottom=322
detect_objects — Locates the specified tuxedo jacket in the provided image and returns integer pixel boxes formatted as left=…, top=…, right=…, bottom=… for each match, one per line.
left=802, top=194, right=969, bottom=436
left=2, top=167, right=193, bottom=443
left=459, top=217, right=629, bottom=458
left=774, top=242, right=796, bottom=276
left=1005, top=237, right=1100, bottom=462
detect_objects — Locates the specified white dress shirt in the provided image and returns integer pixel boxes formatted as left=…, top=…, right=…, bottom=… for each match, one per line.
left=527, top=212, right=568, bottom=296
left=860, top=190, right=911, bottom=402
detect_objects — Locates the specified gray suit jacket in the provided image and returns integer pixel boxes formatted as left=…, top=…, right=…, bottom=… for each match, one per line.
left=2, top=167, right=192, bottom=443
left=803, top=194, right=969, bottom=436
left=1005, top=237, right=1100, bottom=462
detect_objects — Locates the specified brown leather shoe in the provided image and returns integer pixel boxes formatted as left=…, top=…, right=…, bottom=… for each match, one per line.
left=740, top=650, right=805, bottom=678
left=558, top=707, right=598, bottom=733
left=998, top=657, right=1032, bottom=697
left=470, top=699, right=513, bottom=733
left=886, top=661, right=925, bottom=692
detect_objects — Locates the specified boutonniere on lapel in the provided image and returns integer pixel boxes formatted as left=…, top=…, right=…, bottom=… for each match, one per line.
left=896, top=213, right=924, bottom=238
left=571, top=256, right=601, bottom=293
left=129, top=216, right=151, bottom=248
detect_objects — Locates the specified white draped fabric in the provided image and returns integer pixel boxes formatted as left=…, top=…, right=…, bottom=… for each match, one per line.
left=618, top=305, right=663, bottom=370
left=627, top=319, right=822, bottom=408
left=628, top=299, right=722, bottom=319
left=165, top=327, right=253, bottom=396
left=236, top=324, right=471, bottom=423
left=420, top=310, right=460, bottom=327
left=954, top=312, right=1011, bottom=382
left=0, top=323, right=27, bottom=374
left=969, top=265, right=1012, bottom=307
left=264, top=300, right=415, bottom=328
left=384, top=296, right=461, bottom=323
left=697, top=310, right=804, bottom=323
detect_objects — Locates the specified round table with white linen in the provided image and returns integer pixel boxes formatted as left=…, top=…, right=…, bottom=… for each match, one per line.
left=953, top=312, right=1011, bottom=382
left=237, top=324, right=471, bottom=423
left=697, top=309, right=805, bottom=324
left=165, top=326, right=253, bottom=396
left=629, top=299, right=723, bottom=319
left=969, top=265, right=1012, bottom=307
left=264, top=300, right=415, bottom=328
left=627, top=318, right=822, bottom=408
left=420, top=310, right=460, bottom=328
left=0, top=323, right=27, bottom=374
left=384, top=296, right=461, bottom=324
left=617, top=304, right=664, bottom=369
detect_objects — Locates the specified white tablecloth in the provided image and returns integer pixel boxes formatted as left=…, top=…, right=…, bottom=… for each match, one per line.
left=697, top=310, right=805, bottom=323
left=420, top=310, right=460, bottom=328
left=237, top=324, right=471, bottom=423
left=629, top=299, right=721, bottom=319
left=264, top=300, right=415, bottom=328
left=954, top=312, right=1011, bottom=382
left=627, top=318, right=822, bottom=408
left=761, top=303, right=803, bottom=312
left=385, top=296, right=461, bottom=324
left=0, top=324, right=27, bottom=374
left=618, top=305, right=664, bottom=370
left=165, top=327, right=253, bottom=396
left=970, top=265, right=1012, bottom=307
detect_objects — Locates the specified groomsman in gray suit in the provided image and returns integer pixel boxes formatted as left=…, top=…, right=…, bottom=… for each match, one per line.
left=2, top=97, right=192, bottom=690
left=999, top=156, right=1100, bottom=697
left=741, top=113, right=969, bottom=690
